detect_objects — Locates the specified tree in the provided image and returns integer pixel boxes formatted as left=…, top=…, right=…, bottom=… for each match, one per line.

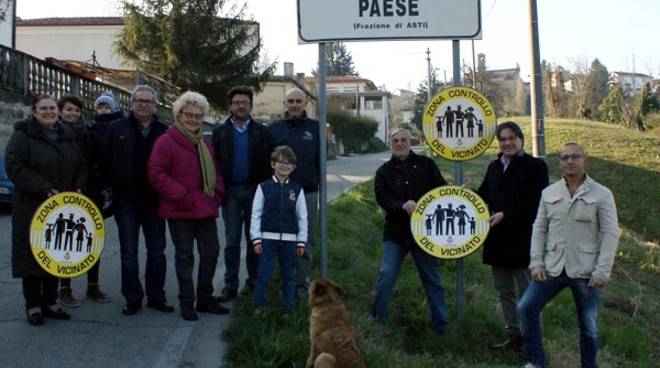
left=542, top=61, right=569, bottom=118
left=585, top=58, right=610, bottom=120
left=314, top=42, right=358, bottom=76
left=597, top=84, right=624, bottom=124
left=114, top=0, right=274, bottom=109
left=639, top=82, right=658, bottom=117
left=327, top=42, right=357, bottom=76
left=568, top=57, right=590, bottom=119
left=411, top=67, right=442, bottom=131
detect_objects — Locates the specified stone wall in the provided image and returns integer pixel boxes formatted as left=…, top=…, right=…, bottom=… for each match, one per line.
left=0, top=90, right=33, bottom=138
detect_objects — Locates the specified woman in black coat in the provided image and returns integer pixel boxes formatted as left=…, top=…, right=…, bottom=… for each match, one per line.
left=5, top=94, right=88, bottom=325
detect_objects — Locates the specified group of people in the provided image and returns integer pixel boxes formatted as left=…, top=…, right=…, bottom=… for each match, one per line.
left=5, top=85, right=321, bottom=324
left=373, top=123, right=618, bottom=368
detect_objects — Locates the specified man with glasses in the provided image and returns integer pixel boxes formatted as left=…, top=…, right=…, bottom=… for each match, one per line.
left=104, top=85, right=173, bottom=315
left=269, top=88, right=320, bottom=299
left=212, top=86, right=272, bottom=302
left=519, top=143, right=619, bottom=368
left=477, top=121, right=549, bottom=351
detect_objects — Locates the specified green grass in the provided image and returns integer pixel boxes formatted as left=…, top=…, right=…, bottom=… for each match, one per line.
left=222, top=118, right=659, bottom=367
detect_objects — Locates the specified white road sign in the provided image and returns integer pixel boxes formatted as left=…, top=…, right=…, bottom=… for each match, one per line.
left=298, top=0, right=481, bottom=43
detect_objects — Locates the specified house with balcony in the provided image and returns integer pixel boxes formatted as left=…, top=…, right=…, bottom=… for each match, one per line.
left=307, top=75, right=391, bottom=144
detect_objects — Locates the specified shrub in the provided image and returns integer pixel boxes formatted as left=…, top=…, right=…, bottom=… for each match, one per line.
left=328, top=109, right=379, bottom=153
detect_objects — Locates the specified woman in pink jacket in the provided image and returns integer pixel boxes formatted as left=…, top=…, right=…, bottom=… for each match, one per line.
left=148, top=91, right=229, bottom=321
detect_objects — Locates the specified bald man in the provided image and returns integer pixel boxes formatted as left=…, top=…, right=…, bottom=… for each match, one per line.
left=519, top=143, right=619, bottom=368
left=269, top=88, right=320, bottom=298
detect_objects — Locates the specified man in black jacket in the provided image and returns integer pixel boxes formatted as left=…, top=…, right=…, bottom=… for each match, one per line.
left=104, top=85, right=174, bottom=316
left=477, top=121, right=549, bottom=350
left=269, top=88, right=319, bottom=298
left=212, top=86, right=272, bottom=302
left=372, top=128, right=449, bottom=335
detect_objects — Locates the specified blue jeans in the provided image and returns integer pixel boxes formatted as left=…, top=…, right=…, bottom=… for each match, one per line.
left=114, top=195, right=167, bottom=304
left=518, top=272, right=601, bottom=368
left=221, top=184, right=259, bottom=291
left=372, top=240, right=448, bottom=333
left=253, top=240, right=297, bottom=313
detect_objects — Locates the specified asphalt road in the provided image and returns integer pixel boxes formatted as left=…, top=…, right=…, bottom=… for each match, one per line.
left=0, top=150, right=391, bottom=368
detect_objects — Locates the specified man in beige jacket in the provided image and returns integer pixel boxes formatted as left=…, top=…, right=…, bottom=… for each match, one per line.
left=518, top=143, right=619, bottom=368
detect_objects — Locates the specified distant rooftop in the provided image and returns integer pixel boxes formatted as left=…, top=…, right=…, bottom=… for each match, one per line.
left=17, top=17, right=125, bottom=27
left=16, top=16, right=257, bottom=27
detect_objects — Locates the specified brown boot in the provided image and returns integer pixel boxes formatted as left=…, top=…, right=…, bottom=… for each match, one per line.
left=86, top=284, right=111, bottom=303
left=59, top=287, right=80, bottom=308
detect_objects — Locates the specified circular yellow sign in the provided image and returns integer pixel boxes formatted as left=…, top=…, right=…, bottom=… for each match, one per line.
left=422, top=86, right=497, bottom=161
left=410, top=186, right=490, bottom=259
left=29, top=192, right=105, bottom=278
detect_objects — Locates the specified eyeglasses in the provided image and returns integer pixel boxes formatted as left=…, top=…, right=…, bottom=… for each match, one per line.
left=231, top=100, right=251, bottom=106
left=275, top=160, right=294, bottom=166
left=559, top=154, right=584, bottom=161
left=133, top=98, right=155, bottom=105
left=181, top=112, right=204, bottom=120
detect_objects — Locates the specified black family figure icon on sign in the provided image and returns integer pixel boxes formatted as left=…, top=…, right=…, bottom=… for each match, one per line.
left=44, top=212, right=92, bottom=258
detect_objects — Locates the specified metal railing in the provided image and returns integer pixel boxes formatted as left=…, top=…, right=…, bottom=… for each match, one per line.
left=0, top=44, right=173, bottom=123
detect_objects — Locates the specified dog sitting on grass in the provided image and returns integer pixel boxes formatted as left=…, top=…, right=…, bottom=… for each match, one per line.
left=306, top=278, right=367, bottom=368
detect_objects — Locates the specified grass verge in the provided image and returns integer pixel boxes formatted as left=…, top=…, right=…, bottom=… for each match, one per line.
left=222, top=118, right=658, bottom=367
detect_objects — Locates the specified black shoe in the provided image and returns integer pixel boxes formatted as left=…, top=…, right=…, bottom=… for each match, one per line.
left=43, top=306, right=71, bottom=320
left=216, top=287, right=238, bottom=303
left=26, top=309, right=45, bottom=326
left=180, top=304, right=198, bottom=321
left=122, top=302, right=142, bottom=316
left=147, top=300, right=175, bottom=313
left=489, top=336, right=524, bottom=351
left=196, top=299, right=230, bottom=315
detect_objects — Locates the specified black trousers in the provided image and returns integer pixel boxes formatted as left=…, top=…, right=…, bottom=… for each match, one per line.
left=168, top=218, right=220, bottom=306
left=22, top=275, right=59, bottom=310
left=59, top=260, right=101, bottom=287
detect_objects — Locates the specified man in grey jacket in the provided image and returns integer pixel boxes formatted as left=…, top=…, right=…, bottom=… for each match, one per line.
left=518, top=143, right=619, bottom=368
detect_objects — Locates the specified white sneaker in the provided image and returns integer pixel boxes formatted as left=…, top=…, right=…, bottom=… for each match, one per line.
left=524, top=363, right=540, bottom=368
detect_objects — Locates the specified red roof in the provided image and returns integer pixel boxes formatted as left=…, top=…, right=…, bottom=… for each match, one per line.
left=17, top=17, right=125, bottom=27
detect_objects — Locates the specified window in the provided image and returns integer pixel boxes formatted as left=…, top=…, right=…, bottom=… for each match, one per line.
left=364, top=96, right=383, bottom=110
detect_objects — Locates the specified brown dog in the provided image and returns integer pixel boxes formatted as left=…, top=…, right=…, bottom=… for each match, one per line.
left=306, top=278, right=367, bottom=368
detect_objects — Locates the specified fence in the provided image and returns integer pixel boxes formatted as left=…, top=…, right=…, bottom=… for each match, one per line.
left=0, top=44, right=173, bottom=123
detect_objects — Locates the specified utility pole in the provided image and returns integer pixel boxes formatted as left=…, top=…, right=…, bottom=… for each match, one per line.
left=528, top=0, right=546, bottom=158
left=471, top=40, right=477, bottom=88
left=426, top=48, right=432, bottom=101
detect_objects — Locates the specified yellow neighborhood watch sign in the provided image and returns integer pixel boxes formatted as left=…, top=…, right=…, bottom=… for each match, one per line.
left=422, top=86, right=497, bottom=161
left=30, top=192, right=105, bottom=278
left=410, top=186, right=490, bottom=259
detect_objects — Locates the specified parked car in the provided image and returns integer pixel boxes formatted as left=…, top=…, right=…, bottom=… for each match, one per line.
left=0, top=136, right=14, bottom=204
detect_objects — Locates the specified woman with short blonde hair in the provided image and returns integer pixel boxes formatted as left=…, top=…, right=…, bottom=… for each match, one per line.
left=148, top=91, right=229, bottom=321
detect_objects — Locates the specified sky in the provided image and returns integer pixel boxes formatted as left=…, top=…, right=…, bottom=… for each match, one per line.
left=15, top=0, right=660, bottom=93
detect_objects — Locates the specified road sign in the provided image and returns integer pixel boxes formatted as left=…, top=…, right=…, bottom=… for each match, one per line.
left=298, top=0, right=481, bottom=42
left=30, top=192, right=105, bottom=278
left=423, top=86, right=497, bottom=161
left=410, top=186, right=489, bottom=259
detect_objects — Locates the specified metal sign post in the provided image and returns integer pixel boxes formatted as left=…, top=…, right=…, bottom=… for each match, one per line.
left=451, top=40, right=465, bottom=322
left=318, top=42, right=328, bottom=277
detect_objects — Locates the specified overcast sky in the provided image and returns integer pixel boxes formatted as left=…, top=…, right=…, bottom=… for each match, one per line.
left=16, top=0, right=660, bottom=92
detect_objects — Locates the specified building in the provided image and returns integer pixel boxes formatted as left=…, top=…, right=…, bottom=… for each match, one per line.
left=16, top=17, right=259, bottom=71
left=251, top=69, right=318, bottom=123
left=610, top=71, right=654, bottom=95
left=308, top=75, right=391, bottom=144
